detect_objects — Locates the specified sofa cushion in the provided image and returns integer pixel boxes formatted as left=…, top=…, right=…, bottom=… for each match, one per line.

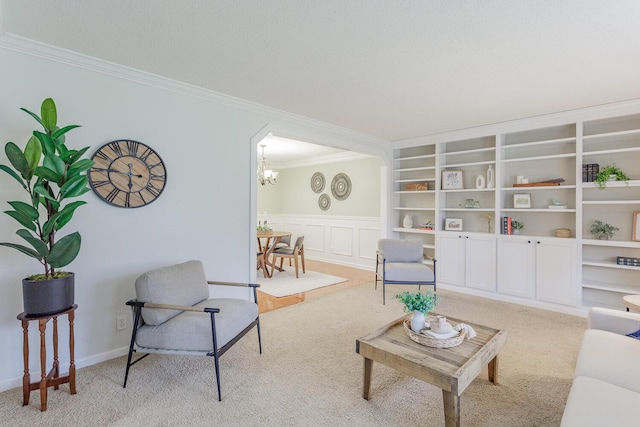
left=561, top=376, right=640, bottom=427
left=378, top=239, right=423, bottom=263
left=135, top=260, right=209, bottom=326
left=574, top=329, right=640, bottom=393
left=136, top=298, right=259, bottom=351
left=383, top=262, right=434, bottom=282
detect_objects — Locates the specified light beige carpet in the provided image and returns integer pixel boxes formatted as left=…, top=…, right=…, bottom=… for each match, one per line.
left=0, top=284, right=586, bottom=426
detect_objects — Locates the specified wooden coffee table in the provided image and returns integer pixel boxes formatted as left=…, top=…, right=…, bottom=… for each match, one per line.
left=356, top=314, right=507, bottom=427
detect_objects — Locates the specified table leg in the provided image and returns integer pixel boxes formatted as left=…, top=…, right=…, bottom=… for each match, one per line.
left=38, top=319, right=47, bottom=411
left=52, top=316, right=60, bottom=390
left=442, top=390, right=460, bottom=427
left=362, top=358, right=373, bottom=400
left=488, top=355, right=499, bottom=384
left=21, top=319, right=30, bottom=406
left=69, top=310, right=76, bottom=394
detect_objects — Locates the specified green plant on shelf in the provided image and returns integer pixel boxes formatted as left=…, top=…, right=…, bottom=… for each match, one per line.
left=595, top=164, right=629, bottom=189
left=511, top=219, right=524, bottom=230
left=590, top=220, right=619, bottom=239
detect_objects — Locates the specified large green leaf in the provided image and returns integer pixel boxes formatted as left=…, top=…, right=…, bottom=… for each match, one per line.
left=34, top=165, right=61, bottom=183
left=0, top=164, right=28, bottom=190
left=24, top=136, right=42, bottom=174
left=34, top=131, right=55, bottom=155
left=47, top=232, right=81, bottom=268
left=51, top=125, right=80, bottom=141
left=19, top=107, right=44, bottom=128
left=33, top=182, right=59, bottom=205
left=60, top=175, right=89, bottom=199
left=16, top=229, right=48, bottom=257
left=63, top=147, right=91, bottom=165
left=41, top=98, right=57, bottom=131
left=5, top=142, right=29, bottom=174
left=43, top=153, right=66, bottom=179
left=67, top=158, right=94, bottom=178
left=0, top=242, right=41, bottom=259
left=4, top=210, right=37, bottom=231
left=7, top=201, right=39, bottom=220
left=52, top=201, right=86, bottom=230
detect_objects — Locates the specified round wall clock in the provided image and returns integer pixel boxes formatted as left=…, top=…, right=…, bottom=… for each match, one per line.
left=88, top=140, right=167, bottom=208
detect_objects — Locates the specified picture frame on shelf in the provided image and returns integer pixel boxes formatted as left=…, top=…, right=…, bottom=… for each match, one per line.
left=633, top=211, right=640, bottom=242
left=441, top=170, right=463, bottom=190
left=445, top=218, right=463, bottom=231
left=513, top=193, right=531, bottom=209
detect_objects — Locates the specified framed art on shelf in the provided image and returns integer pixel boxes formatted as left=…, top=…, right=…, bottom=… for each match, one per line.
left=633, top=211, right=640, bottom=242
left=445, top=218, right=463, bottom=231
left=442, top=170, right=464, bottom=190
left=513, top=193, right=531, bottom=209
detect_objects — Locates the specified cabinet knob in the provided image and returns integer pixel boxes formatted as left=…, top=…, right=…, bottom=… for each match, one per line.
left=537, top=241, right=541, bottom=244
left=527, top=240, right=531, bottom=243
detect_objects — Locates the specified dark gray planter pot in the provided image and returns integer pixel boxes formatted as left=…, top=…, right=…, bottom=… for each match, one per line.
left=22, top=273, right=74, bottom=316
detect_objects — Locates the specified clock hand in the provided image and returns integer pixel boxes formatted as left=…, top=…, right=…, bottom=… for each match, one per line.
left=94, top=167, right=143, bottom=178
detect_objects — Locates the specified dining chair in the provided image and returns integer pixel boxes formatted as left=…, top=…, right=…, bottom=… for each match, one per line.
left=271, top=235, right=305, bottom=278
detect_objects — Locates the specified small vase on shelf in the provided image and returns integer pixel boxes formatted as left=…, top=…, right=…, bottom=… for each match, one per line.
left=403, top=213, right=413, bottom=229
left=486, top=164, right=495, bottom=189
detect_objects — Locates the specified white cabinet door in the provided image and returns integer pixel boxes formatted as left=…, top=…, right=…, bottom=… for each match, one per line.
left=497, top=238, right=535, bottom=298
left=436, top=233, right=496, bottom=290
left=536, top=239, right=577, bottom=306
left=436, top=234, right=465, bottom=286
left=465, top=235, right=496, bottom=291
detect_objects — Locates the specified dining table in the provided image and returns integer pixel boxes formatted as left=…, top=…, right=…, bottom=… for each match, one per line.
left=257, top=231, right=292, bottom=278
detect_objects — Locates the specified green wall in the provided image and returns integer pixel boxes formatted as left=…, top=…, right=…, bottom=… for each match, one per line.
left=258, top=156, right=382, bottom=216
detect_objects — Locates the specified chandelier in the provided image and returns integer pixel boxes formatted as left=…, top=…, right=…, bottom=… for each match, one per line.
left=257, top=144, right=278, bottom=185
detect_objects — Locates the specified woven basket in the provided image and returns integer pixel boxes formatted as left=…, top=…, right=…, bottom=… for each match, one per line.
left=403, top=319, right=466, bottom=348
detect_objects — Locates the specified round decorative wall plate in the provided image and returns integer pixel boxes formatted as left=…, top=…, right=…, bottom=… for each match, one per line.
left=318, top=194, right=331, bottom=211
left=88, top=140, right=167, bottom=208
left=331, top=173, right=351, bottom=201
left=310, top=172, right=325, bottom=193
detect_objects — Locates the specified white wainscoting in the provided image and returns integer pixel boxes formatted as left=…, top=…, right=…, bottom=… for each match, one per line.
left=258, top=214, right=381, bottom=270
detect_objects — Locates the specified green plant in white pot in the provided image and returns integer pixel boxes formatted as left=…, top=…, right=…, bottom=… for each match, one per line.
left=590, top=220, right=619, bottom=240
left=396, top=290, right=439, bottom=333
left=0, top=98, right=94, bottom=315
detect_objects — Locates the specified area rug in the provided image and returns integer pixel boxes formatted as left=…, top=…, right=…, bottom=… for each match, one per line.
left=256, top=269, right=347, bottom=297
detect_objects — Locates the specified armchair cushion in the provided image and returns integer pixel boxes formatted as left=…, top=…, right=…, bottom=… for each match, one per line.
left=383, top=262, right=434, bottom=282
left=378, top=238, right=423, bottom=263
left=135, top=260, right=209, bottom=326
left=136, top=298, right=259, bottom=351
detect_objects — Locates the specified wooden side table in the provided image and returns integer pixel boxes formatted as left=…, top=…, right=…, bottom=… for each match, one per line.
left=17, top=304, right=77, bottom=411
left=623, top=295, right=640, bottom=313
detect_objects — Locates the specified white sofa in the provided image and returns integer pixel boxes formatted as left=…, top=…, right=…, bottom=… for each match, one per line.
left=561, top=307, right=640, bottom=426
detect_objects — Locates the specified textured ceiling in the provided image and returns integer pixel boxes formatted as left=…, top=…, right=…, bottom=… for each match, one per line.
left=3, top=1, right=640, bottom=141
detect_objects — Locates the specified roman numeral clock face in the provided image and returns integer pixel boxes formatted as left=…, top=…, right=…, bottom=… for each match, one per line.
left=88, top=140, right=167, bottom=208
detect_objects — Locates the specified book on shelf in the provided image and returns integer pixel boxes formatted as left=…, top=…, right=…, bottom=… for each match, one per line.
left=583, top=163, right=599, bottom=182
left=617, top=256, right=640, bottom=266
left=501, top=216, right=513, bottom=235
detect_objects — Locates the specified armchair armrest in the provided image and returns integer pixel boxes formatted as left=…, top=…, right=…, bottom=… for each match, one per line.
left=588, top=307, right=640, bottom=335
left=126, top=300, right=220, bottom=314
left=207, top=280, right=260, bottom=288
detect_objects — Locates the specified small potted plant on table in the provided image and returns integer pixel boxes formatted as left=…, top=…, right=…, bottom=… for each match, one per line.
left=396, top=290, right=439, bottom=333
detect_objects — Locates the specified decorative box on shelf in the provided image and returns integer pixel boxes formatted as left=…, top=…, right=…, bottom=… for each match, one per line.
left=405, top=182, right=429, bottom=191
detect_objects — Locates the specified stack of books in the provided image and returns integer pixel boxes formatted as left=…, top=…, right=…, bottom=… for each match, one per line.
left=582, top=163, right=600, bottom=182
left=616, top=256, right=640, bottom=267
left=501, top=217, right=514, bottom=235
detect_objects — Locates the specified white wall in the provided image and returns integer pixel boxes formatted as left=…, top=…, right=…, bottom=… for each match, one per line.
left=0, top=40, right=390, bottom=391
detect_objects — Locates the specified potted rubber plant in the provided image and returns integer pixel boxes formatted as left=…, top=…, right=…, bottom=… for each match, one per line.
left=0, top=98, right=94, bottom=315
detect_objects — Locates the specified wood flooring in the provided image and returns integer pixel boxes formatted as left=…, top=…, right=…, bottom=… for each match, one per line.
left=257, top=259, right=373, bottom=313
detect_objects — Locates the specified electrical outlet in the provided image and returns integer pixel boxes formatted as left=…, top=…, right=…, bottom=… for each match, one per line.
left=116, top=315, right=127, bottom=331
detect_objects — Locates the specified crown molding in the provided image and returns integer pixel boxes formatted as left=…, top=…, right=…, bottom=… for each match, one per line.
left=0, top=33, right=389, bottom=149
left=274, top=151, right=372, bottom=169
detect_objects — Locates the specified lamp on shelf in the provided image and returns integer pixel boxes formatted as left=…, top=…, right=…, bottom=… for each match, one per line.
left=257, top=144, right=278, bottom=185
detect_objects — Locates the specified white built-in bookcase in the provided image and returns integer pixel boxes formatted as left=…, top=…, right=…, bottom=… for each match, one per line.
left=392, top=106, right=640, bottom=312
